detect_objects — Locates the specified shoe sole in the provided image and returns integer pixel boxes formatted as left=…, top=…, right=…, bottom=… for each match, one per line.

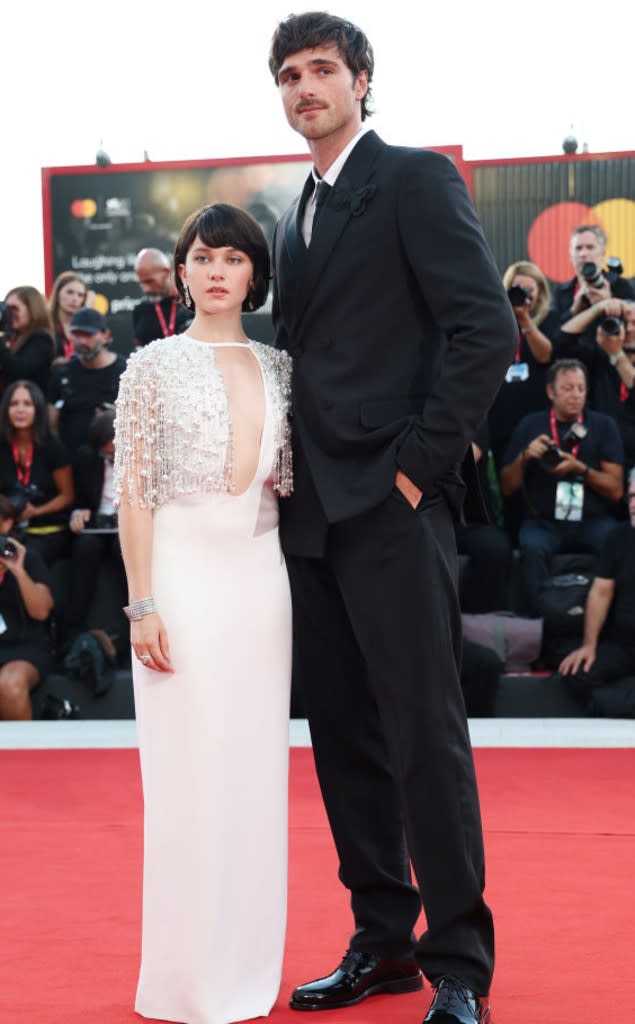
left=289, top=974, right=423, bottom=1010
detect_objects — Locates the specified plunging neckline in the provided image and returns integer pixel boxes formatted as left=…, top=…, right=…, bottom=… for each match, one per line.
left=182, top=335, right=269, bottom=497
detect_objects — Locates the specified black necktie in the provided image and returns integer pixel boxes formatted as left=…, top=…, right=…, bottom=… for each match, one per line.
left=312, top=180, right=331, bottom=229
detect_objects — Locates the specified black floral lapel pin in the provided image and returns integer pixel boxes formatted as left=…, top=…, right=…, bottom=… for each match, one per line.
left=334, top=184, right=377, bottom=217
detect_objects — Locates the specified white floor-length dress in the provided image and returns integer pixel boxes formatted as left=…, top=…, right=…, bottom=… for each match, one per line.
left=128, top=340, right=292, bottom=1024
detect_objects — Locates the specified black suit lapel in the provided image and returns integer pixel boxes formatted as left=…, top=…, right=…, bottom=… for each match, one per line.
left=276, top=174, right=313, bottom=334
left=293, top=132, right=384, bottom=328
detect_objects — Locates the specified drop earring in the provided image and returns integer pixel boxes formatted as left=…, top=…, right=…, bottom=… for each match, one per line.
left=183, top=281, right=192, bottom=308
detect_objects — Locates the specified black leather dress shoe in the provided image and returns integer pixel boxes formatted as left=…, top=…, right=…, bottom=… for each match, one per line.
left=290, top=949, right=423, bottom=1010
left=423, top=977, right=490, bottom=1024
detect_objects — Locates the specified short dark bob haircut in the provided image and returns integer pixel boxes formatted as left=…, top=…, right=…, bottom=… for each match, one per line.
left=269, top=11, right=374, bottom=121
left=173, top=203, right=270, bottom=313
left=0, top=379, right=51, bottom=446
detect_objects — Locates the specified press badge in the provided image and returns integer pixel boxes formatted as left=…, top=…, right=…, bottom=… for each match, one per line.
left=0, top=614, right=7, bottom=635
left=505, top=362, right=529, bottom=383
left=555, top=481, right=584, bottom=522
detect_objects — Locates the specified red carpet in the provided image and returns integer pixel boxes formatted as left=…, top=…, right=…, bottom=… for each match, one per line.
left=1, top=746, right=633, bottom=1023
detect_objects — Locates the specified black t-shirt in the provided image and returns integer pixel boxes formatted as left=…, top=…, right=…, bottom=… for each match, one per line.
left=0, top=330, right=55, bottom=394
left=132, top=297, right=192, bottom=347
left=488, top=317, right=559, bottom=454
left=590, top=359, right=635, bottom=465
left=595, top=523, right=635, bottom=645
left=503, top=408, right=624, bottom=521
left=48, top=354, right=127, bottom=453
left=553, top=330, right=635, bottom=458
left=0, top=437, right=71, bottom=527
left=0, top=547, right=51, bottom=651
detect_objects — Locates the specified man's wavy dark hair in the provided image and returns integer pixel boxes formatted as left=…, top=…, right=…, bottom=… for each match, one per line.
left=269, top=11, right=374, bottom=121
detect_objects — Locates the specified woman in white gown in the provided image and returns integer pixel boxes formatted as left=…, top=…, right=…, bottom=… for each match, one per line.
left=114, top=204, right=293, bottom=1024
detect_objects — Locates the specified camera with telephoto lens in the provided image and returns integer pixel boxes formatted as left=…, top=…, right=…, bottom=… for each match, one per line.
left=0, top=533, right=17, bottom=559
left=582, top=256, right=624, bottom=292
left=600, top=315, right=624, bottom=336
left=540, top=422, right=588, bottom=468
left=0, top=300, right=13, bottom=333
left=507, top=284, right=531, bottom=308
left=7, top=481, right=45, bottom=517
left=581, top=262, right=605, bottom=288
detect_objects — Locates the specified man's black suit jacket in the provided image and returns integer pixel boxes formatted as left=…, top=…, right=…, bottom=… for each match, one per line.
left=272, top=131, right=516, bottom=555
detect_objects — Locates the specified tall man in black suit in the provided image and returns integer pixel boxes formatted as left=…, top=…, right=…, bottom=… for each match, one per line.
left=268, top=14, right=516, bottom=1024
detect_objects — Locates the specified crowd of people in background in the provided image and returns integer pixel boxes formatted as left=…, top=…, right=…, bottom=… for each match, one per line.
left=0, top=221, right=634, bottom=720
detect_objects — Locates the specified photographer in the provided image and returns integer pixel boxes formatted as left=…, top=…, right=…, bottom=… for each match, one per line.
left=500, top=359, right=624, bottom=615
left=48, top=308, right=126, bottom=454
left=561, top=299, right=635, bottom=470
left=558, top=471, right=635, bottom=712
left=63, top=409, right=127, bottom=654
left=553, top=224, right=635, bottom=328
left=0, top=495, right=54, bottom=720
left=0, top=380, right=73, bottom=566
left=488, top=260, right=559, bottom=540
left=0, top=286, right=56, bottom=395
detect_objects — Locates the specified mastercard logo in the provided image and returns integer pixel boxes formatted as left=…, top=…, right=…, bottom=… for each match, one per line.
left=71, top=198, right=98, bottom=218
left=527, top=198, right=635, bottom=281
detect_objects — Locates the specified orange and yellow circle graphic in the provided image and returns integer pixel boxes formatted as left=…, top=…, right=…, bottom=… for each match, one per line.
left=70, top=198, right=97, bottom=218
left=527, top=198, right=635, bottom=281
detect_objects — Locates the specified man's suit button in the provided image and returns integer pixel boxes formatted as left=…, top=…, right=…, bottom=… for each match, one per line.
left=320, top=400, right=334, bottom=411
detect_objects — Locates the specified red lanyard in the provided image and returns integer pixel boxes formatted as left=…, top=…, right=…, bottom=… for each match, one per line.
left=549, top=408, right=582, bottom=458
left=57, top=325, right=74, bottom=359
left=12, top=442, right=33, bottom=485
left=514, top=330, right=524, bottom=364
left=154, top=300, right=177, bottom=337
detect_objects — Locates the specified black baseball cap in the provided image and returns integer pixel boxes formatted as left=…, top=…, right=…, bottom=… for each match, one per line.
left=70, top=307, right=109, bottom=334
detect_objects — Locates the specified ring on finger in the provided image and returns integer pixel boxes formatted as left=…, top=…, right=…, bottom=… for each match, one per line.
left=139, top=653, right=152, bottom=664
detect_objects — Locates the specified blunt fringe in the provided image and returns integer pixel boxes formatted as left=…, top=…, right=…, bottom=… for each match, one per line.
left=173, top=204, right=270, bottom=313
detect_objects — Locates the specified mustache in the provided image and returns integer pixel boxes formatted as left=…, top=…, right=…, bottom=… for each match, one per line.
left=296, top=101, right=326, bottom=113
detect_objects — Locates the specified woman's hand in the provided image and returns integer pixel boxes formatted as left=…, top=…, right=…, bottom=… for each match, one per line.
left=131, top=612, right=172, bottom=673
left=0, top=536, right=26, bottom=575
left=513, top=300, right=532, bottom=330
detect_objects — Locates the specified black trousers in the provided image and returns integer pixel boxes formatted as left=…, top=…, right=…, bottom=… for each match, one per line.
left=67, top=532, right=126, bottom=631
left=455, top=522, right=513, bottom=613
left=286, top=489, right=494, bottom=993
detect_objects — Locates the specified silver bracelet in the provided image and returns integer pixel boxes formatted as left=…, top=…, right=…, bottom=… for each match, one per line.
left=123, top=597, right=157, bottom=621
